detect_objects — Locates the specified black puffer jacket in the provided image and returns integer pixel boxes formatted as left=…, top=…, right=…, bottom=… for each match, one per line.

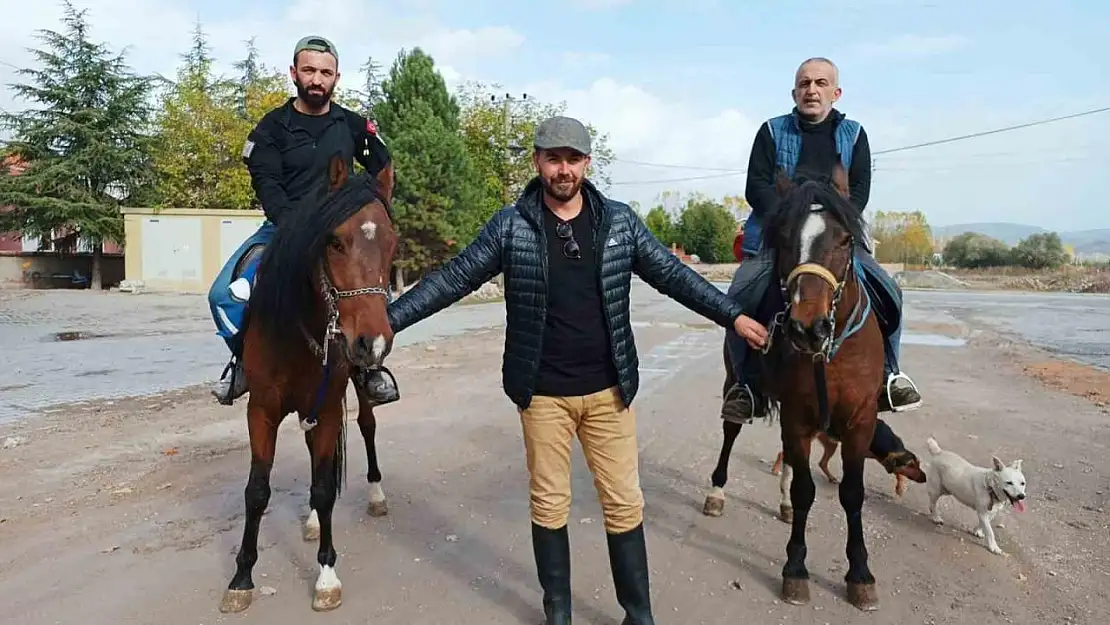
left=387, top=177, right=744, bottom=409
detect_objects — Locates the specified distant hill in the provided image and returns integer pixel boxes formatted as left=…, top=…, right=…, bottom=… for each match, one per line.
left=931, top=222, right=1110, bottom=256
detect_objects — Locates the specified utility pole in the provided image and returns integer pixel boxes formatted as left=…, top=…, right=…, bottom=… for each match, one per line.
left=488, top=92, right=528, bottom=206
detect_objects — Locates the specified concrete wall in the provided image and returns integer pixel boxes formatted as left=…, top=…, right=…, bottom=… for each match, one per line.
left=121, top=207, right=265, bottom=294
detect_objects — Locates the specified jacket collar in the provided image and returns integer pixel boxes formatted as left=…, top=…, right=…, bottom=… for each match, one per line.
left=789, top=106, right=845, bottom=130
left=277, top=97, right=348, bottom=126
left=515, top=176, right=607, bottom=228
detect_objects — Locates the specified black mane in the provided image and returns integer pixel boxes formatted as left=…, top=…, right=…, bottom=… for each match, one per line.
left=250, top=171, right=389, bottom=353
left=761, top=174, right=868, bottom=264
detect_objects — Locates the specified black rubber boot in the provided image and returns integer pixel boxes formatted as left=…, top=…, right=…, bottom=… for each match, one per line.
left=607, top=523, right=655, bottom=625
left=532, top=523, right=572, bottom=624
left=352, top=366, right=400, bottom=406
left=719, top=382, right=755, bottom=424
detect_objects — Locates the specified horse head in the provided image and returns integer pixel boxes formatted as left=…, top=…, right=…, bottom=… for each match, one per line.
left=764, top=158, right=866, bottom=355
left=250, top=154, right=398, bottom=372
left=320, top=154, right=398, bottom=370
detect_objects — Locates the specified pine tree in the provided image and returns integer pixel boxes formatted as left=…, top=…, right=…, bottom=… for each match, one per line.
left=373, top=48, right=482, bottom=282
left=0, top=0, right=155, bottom=289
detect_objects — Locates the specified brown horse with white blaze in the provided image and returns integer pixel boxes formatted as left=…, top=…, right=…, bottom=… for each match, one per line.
left=723, top=162, right=886, bottom=611
left=218, top=154, right=397, bottom=614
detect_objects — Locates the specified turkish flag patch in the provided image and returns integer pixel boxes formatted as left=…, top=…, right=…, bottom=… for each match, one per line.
left=366, top=119, right=378, bottom=135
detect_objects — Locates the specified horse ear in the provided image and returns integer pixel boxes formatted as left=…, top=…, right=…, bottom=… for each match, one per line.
left=375, top=161, right=394, bottom=205
left=831, top=157, right=850, bottom=199
left=328, top=153, right=349, bottom=193
left=774, top=167, right=793, bottom=198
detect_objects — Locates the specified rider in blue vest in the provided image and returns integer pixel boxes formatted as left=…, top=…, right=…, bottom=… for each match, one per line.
left=720, top=57, right=923, bottom=424
left=208, top=35, right=396, bottom=407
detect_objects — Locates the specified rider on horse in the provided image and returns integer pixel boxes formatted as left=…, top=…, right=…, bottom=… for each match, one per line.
left=208, top=35, right=396, bottom=406
left=720, top=56, right=923, bottom=424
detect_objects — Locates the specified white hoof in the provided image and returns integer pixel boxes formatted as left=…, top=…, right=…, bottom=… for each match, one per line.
left=367, top=482, right=388, bottom=517
left=312, top=564, right=342, bottom=611
left=303, top=509, right=320, bottom=541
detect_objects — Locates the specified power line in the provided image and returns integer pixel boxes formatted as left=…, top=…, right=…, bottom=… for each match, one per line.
left=872, top=106, right=1110, bottom=155
left=607, top=104, right=1110, bottom=184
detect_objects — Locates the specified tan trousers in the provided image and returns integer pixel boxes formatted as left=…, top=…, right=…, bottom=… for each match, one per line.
left=519, top=386, right=644, bottom=535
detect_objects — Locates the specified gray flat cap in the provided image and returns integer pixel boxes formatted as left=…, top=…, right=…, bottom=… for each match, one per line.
left=533, top=115, right=592, bottom=155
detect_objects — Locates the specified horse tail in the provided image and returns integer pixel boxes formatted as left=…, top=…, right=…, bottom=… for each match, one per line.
left=925, top=436, right=942, bottom=456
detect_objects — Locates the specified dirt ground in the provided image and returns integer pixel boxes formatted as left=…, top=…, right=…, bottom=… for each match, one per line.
left=1, top=321, right=1109, bottom=625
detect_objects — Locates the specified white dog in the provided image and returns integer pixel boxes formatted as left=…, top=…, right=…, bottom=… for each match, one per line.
left=924, top=436, right=1027, bottom=555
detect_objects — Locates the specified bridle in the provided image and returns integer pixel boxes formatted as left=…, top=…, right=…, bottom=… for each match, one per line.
left=297, top=266, right=391, bottom=434
left=304, top=268, right=390, bottom=366
left=761, top=210, right=871, bottom=364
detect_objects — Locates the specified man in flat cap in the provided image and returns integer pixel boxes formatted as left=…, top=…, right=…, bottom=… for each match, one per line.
left=385, top=115, right=768, bottom=624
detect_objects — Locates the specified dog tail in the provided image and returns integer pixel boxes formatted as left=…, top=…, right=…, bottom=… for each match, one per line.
left=925, top=436, right=942, bottom=456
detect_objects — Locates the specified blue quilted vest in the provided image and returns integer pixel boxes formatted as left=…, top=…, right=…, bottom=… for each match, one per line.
left=742, top=110, right=861, bottom=255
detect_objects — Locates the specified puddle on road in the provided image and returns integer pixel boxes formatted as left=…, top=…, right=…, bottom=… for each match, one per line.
left=902, top=332, right=967, bottom=347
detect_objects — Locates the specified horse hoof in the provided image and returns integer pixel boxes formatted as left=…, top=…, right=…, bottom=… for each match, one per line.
left=847, top=582, right=880, bottom=611
left=779, top=504, right=793, bottom=524
left=219, top=589, right=253, bottom=613
left=303, top=511, right=320, bottom=541
left=702, top=495, right=725, bottom=517
left=367, top=500, right=389, bottom=517
left=781, top=578, right=810, bottom=605
left=312, top=587, right=342, bottom=611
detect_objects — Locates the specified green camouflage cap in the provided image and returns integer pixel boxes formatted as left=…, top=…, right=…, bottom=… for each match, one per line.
left=293, top=35, right=338, bottom=63
left=533, top=115, right=592, bottom=155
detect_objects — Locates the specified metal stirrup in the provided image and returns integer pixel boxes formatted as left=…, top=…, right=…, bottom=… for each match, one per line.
left=885, top=372, right=922, bottom=413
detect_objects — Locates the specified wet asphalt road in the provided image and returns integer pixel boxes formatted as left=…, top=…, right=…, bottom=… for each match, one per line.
left=1, top=282, right=1107, bottom=424
left=901, top=289, right=1110, bottom=371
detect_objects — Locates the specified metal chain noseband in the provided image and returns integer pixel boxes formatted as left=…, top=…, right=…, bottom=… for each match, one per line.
left=298, top=268, right=391, bottom=433
left=304, top=269, right=390, bottom=366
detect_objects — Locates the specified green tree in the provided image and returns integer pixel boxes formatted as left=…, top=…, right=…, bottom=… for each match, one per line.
left=373, top=47, right=481, bottom=284
left=454, top=81, right=616, bottom=243
left=675, top=194, right=736, bottom=263
left=149, top=26, right=288, bottom=210
left=1012, top=232, right=1068, bottom=270
left=0, top=0, right=155, bottom=289
left=148, top=24, right=245, bottom=208
left=942, top=232, right=1012, bottom=268
left=644, top=205, right=675, bottom=246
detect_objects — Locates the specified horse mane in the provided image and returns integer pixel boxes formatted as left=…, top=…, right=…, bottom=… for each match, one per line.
left=250, top=171, right=390, bottom=353
left=761, top=168, right=868, bottom=261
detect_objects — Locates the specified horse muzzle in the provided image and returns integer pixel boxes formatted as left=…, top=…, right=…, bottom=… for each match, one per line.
left=787, top=315, right=832, bottom=354
left=350, top=332, right=392, bottom=369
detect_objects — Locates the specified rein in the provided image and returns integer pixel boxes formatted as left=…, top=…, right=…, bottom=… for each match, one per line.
left=298, top=269, right=392, bottom=432
left=762, top=237, right=872, bottom=436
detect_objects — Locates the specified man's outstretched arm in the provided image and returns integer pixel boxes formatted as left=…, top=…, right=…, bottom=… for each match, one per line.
left=387, top=210, right=506, bottom=333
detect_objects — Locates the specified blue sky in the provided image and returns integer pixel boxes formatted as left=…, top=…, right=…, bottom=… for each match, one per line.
left=2, top=0, right=1107, bottom=231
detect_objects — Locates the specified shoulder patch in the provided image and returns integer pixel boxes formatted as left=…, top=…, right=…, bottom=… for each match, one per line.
left=366, top=119, right=378, bottom=135
left=241, top=139, right=255, bottom=159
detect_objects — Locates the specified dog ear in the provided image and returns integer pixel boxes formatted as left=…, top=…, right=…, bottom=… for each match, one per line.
left=1011, top=459, right=1023, bottom=471
left=991, top=456, right=1005, bottom=471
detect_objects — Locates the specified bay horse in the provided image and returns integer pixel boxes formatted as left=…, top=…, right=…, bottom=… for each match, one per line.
left=218, top=154, right=397, bottom=614
left=711, top=162, right=886, bottom=611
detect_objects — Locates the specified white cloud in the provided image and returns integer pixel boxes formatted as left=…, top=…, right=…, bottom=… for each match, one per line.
left=854, top=34, right=970, bottom=59
left=517, top=77, right=759, bottom=208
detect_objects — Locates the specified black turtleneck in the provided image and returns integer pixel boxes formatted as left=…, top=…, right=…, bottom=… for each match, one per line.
left=744, top=109, right=871, bottom=219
